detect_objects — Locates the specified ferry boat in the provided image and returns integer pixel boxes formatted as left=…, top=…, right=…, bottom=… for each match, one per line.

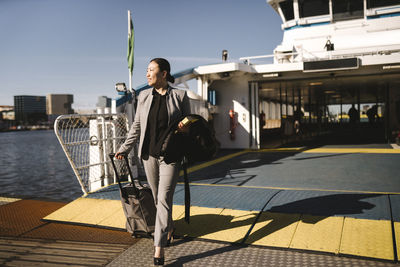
left=116, top=0, right=400, bottom=150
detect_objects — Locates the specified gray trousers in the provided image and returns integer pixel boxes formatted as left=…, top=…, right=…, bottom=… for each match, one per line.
left=142, top=156, right=180, bottom=247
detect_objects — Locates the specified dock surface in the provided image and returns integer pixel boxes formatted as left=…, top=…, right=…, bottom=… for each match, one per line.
left=2, top=145, right=400, bottom=266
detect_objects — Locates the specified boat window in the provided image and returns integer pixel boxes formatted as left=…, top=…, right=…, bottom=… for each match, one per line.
left=279, top=0, right=294, bottom=21
left=299, top=0, right=329, bottom=18
left=332, top=0, right=364, bottom=21
left=367, top=0, right=400, bottom=9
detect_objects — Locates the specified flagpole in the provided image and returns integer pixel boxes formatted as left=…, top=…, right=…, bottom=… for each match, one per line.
left=128, top=10, right=133, bottom=93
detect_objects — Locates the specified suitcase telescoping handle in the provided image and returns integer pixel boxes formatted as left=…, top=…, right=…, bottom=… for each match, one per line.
left=109, top=153, right=139, bottom=196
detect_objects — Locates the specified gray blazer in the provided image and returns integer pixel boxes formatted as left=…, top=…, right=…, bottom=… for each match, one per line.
left=118, top=87, right=191, bottom=159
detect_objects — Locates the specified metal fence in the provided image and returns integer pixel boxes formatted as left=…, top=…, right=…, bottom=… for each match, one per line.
left=54, top=113, right=135, bottom=195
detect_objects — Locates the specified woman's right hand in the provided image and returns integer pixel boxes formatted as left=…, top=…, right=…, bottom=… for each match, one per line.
left=177, top=121, right=189, bottom=133
left=115, top=152, right=125, bottom=160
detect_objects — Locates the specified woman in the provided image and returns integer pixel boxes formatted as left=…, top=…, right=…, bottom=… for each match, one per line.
left=115, top=58, right=190, bottom=265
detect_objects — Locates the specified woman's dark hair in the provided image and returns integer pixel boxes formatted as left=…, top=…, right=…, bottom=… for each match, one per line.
left=150, top=58, right=175, bottom=83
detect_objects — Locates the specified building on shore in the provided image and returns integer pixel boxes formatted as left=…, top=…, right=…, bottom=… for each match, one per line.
left=96, top=96, right=112, bottom=114
left=46, top=94, right=74, bottom=124
left=97, top=96, right=111, bottom=108
left=0, top=105, right=14, bottom=120
left=0, top=105, right=15, bottom=130
left=14, top=95, right=47, bottom=126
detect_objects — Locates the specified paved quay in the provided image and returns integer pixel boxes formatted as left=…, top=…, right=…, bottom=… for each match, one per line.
left=2, top=144, right=400, bottom=266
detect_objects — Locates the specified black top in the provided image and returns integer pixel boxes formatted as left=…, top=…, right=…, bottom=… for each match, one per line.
left=143, top=89, right=169, bottom=159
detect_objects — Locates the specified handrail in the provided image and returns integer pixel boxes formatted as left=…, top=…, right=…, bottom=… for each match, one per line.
left=54, top=113, right=131, bottom=194
left=239, top=43, right=400, bottom=65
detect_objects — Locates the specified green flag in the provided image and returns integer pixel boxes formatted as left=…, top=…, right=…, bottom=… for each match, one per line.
left=127, top=16, right=134, bottom=74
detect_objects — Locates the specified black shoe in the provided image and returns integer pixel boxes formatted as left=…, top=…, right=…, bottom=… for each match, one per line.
left=154, top=257, right=164, bottom=265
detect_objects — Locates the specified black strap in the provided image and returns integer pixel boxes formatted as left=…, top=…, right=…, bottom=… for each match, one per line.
left=183, top=157, right=190, bottom=224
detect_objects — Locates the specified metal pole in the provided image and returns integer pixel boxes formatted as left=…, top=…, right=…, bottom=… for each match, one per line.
left=279, top=85, right=282, bottom=121
left=292, top=87, right=295, bottom=116
left=340, top=90, right=343, bottom=124
left=357, top=87, right=361, bottom=123
left=385, top=83, right=390, bottom=142
left=128, top=10, right=133, bottom=92
left=285, top=87, right=288, bottom=118
left=309, top=87, right=311, bottom=125
left=100, top=116, right=109, bottom=186
left=298, top=87, right=302, bottom=135
left=254, top=83, right=260, bottom=148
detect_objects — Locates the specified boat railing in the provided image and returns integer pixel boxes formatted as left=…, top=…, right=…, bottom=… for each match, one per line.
left=240, top=54, right=276, bottom=64
left=240, top=43, right=400, bottom=65
left=54, top=113, right=136, bottom=195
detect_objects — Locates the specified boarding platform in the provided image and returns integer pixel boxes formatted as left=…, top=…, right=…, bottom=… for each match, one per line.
left=42, top=146, right=400, bottom=263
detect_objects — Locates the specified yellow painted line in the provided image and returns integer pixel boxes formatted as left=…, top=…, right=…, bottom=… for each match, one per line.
left=179, top=149, right=250, bottom=176
left=71, top=199, right=122, bottom=225
left=95, top=200, right=125, bottom=229
left=97, top=207, right=125, bottom=229
left=259, top=147, right=305, bottom=153
left=44, top=197, right=94, bottom=221
left=303, top=148, right=400, bottom=154
left=208, top=208, right=259, bottom=243
left=0, top=197, right=21, bottom=203
left=174, top=206, right=225, bottom=239
left=172, top=204, right=185, bottom=221
left=260, top=147, right=400, bottom=154
left=173, top=206, right=258, bottom=243
left=245, top=212, right=301, bottom=248
left=44, top=197, right=126, bottom=230
left=290, top=215, right=344, bottom=254
left=395, top=222, right=400, bottom=260
left=44, top=198, right=121, bottom=225
left=180, top=182, right=400, bottom=195
left=340, top=217, right=394, bottom=260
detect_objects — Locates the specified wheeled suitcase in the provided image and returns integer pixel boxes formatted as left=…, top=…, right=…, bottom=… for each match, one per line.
left=109, top=153, right=156, bottom=237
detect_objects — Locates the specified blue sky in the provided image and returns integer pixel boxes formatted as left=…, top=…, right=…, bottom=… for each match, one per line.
left=0, top=0, right=283, bottom=109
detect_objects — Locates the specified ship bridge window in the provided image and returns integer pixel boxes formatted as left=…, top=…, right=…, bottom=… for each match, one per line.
left=299, top=0, right=329, bottom=18
left=333, top=0, right=364, bottom=21
left=279, top=0, right=294, bottom=21
left=367, top=0, right=400, bottom=8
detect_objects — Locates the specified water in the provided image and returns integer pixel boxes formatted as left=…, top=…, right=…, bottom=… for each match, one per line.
left=0, top=130, right=82, bottom=202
